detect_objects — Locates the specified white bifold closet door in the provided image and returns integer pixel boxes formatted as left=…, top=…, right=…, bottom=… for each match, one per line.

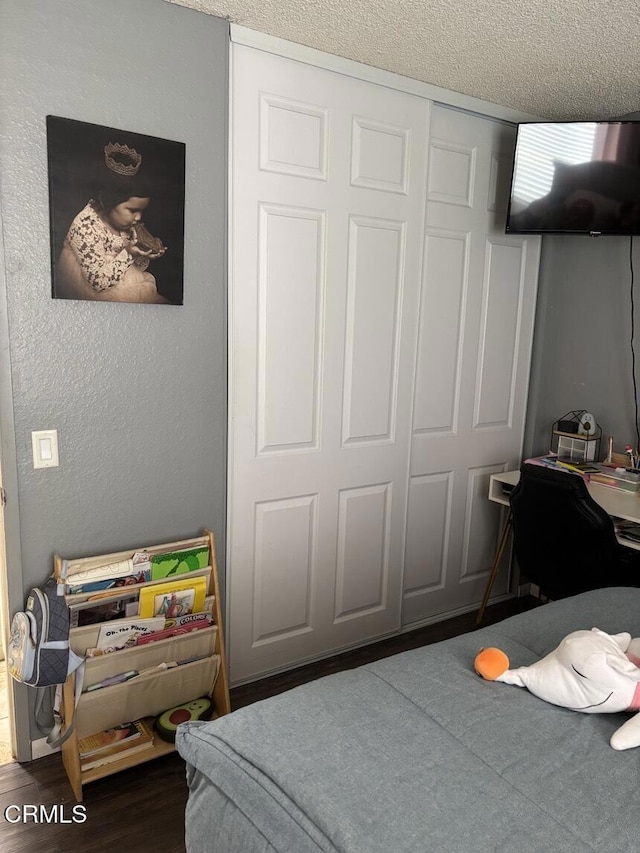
left=228, top=45, right=541, bottom=684
left=402, top=105, right=540, bottom=624
left=229, top=46, right=430, bottom=683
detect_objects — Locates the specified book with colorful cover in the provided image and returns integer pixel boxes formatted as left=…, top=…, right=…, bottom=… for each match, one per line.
left=79, top=719, right=151, bottom=758
left=79, top=719, right=154, bottom=770
left=68, top=569, right=151, bottom=595
left=138, top=576, right=207, bottom=618
left=135, top=613, right=214, bottom=645
left=149, top=545, right=210, bottom=580
left=163, top=612, right=213, bottom=631
left=95, top=616, right=165, bottom=650
left=66, top=566, right=212, bottom=605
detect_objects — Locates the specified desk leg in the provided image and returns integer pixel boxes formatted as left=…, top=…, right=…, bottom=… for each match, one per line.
left=476, top=511, right=512, bottom=627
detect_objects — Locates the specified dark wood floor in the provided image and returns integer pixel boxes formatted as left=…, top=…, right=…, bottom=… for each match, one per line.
left=0, top=596, right=540, bottom=853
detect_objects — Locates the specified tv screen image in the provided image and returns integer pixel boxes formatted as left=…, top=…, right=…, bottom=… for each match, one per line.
left=505, top=121, right=640, bottom=235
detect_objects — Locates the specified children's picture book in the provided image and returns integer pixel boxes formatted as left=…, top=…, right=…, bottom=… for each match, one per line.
left=69, top=590, right=139, bottom=628
left=79, top=719, right=154, bottom=770
left=163, top=612, right=213, bottom=631
left=66, top=565, right=212, bottom=606
left=135, top=613, right=214, bottom=645
left=96, top=617, right=165, bottom=650
left=80, top=737, right=154, bottom=771
left=63, top=557, right=135, bottom=586
left=149, top=545, right=210, bottom=580
left=138, top=576, right=207, bottom=619
left=79, top=718, right=151, bottom=758
left=67, top=569, right=151, bottom=595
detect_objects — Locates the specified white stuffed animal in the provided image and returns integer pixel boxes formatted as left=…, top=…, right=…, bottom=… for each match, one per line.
left=474, top=628, right=640, bottom=750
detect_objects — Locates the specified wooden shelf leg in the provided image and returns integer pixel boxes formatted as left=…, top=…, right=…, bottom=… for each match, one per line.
left=476, top=511, right=512, bottom=627
left=60, top=675, right=83, bottom=802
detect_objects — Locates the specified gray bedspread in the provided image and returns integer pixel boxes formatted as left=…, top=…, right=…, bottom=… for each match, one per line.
left=177, top=588, right=640, bottom=852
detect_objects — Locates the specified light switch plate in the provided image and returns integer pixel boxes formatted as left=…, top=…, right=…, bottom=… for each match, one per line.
left=32, top=430, right=59, bottom=469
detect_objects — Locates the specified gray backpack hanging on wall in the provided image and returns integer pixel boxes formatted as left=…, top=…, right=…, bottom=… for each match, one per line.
left=7, top=577, right=85, bottom=746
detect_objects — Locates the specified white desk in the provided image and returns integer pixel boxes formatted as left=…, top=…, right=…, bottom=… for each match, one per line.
left=489, top=469, right=640, bottom=548
left=477, top=469, right=640, bottom=625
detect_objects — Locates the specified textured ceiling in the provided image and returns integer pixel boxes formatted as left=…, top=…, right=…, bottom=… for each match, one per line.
left=167, top=0, right=640, bottom=120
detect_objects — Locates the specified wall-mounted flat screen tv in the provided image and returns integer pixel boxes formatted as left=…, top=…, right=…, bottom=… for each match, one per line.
left=505, top=121, right=640, bottom=235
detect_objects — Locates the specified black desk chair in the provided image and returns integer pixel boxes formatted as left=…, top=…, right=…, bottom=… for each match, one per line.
left=509, top=462, right=640, bottom=601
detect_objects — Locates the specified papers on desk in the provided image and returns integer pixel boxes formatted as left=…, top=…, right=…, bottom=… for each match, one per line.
left=525, top=456, right=640, bottom=490
left=524, top=456, right=598, bottom=477
left=615, top=522, right=640, bottom=543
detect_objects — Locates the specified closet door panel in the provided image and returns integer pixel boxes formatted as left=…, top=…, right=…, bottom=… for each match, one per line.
left=343, top=216, right=404, bottom=443
left=334, top=483, right=391, bottom=620
left=413, top=228, right=468, bottom=433
left=403, top=106, right=540, bottom=626
left=229, top=45, right=430, bottom=683
left=473, top=239, right=526, bottom=428
left=257, top=204, right=325, bottom=452
left=251, top=496, right=316, bottom=644
left=403, top=472, right=452, bottom=598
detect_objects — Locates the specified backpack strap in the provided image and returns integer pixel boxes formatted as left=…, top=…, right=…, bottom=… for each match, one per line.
left=37, top=660, right=85, bottom=749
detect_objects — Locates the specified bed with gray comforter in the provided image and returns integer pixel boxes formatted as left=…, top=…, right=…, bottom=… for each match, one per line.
left=177, top=587, right=640, bottom=852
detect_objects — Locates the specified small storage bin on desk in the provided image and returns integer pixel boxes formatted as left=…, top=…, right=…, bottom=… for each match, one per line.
left=54, top=529, right=230, bottom=802
left=590, top=468, right=640, bottom=493
left=550, top=411, right=601, bottom=463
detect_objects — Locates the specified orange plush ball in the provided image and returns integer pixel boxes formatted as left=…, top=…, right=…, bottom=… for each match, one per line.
left=474, top=647, right=510, bottom=681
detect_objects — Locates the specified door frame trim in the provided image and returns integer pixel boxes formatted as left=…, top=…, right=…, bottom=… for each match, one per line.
left=0, top=206, right=31, bottom=763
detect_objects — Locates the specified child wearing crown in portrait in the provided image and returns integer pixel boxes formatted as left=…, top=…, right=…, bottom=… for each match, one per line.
left=55, top=142, right=168, bottom=303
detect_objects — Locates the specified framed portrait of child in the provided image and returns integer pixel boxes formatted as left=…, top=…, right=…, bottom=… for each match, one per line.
left=47, top=115, right=185, bottom=305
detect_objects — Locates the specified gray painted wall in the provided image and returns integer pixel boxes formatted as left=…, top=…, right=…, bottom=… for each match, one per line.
left=0, top=0, right=228, bottom=752
left=524, top=235, right=640, bottom=460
